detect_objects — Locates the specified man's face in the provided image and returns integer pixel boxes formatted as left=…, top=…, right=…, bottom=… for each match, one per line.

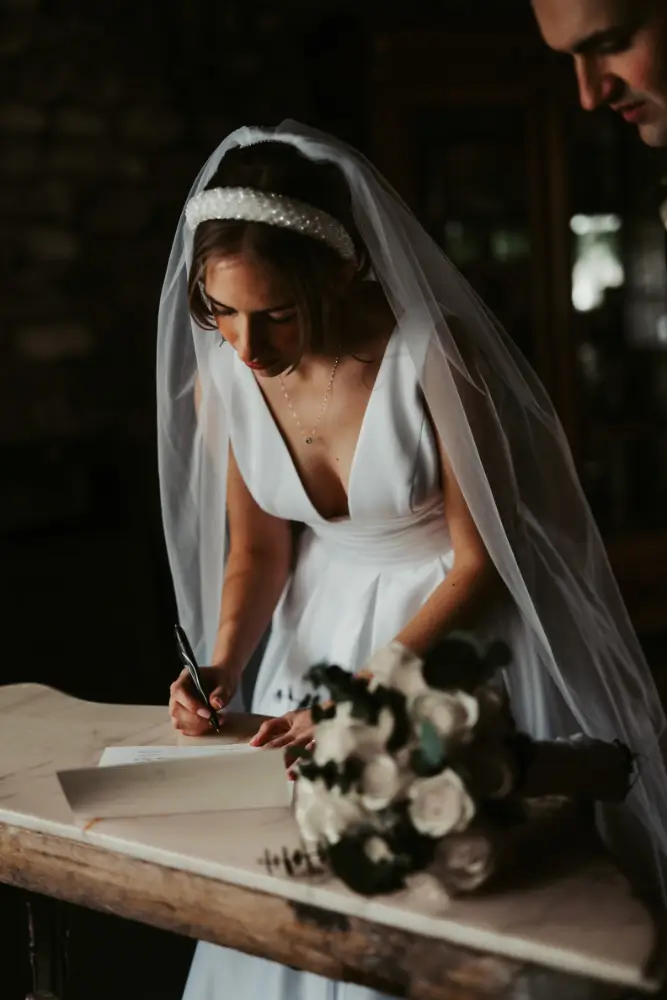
left=533, top=0, right=667, bottom=147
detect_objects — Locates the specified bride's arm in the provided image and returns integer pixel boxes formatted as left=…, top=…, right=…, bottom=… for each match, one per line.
left=169, top=442, right=292, bottom=735
left=394, top=432, right=504, bottom=659
left=211, top=445, right=293, bottom=677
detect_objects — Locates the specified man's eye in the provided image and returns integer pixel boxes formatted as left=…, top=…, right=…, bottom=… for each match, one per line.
left=269, top=312, right=297, bottom=325
left=598, top=34, right=633, bottom=55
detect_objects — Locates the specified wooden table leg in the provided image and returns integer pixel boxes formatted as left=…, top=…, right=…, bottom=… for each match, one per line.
left=25, top=893, right=71, bottom=1000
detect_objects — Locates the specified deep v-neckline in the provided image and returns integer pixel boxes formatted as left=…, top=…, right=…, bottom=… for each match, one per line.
left=236, top=327, right=397, bottom=523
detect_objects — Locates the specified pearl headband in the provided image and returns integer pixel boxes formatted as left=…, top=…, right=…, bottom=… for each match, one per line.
left=185, top=186, right=357, bottom=264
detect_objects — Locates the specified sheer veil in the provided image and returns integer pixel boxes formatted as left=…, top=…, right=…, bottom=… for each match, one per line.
left=157, top=120, right=667, bottom=906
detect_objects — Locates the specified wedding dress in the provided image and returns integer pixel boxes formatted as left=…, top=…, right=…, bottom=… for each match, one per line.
left=182, top=325, right=465, bottom=1000
left=159, top=121, right=667, bottom=999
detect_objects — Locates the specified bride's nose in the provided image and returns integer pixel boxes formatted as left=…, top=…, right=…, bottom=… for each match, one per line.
left=233, top=316, right=260, bottom=364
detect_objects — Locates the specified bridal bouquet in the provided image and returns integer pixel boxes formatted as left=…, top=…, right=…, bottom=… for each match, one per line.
left=289, top=634, right=528, bottom=897
left=262, top=633, right=634, bottom=899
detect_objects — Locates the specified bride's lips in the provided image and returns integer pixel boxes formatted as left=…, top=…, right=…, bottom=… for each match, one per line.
left=246, top=360, right=269, bottom=371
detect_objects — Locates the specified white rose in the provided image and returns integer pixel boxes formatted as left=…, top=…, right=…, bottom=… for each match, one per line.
left=354, top=704, right=397, bottom=758
left=408, top=769, right=476, bottom=838
left=360, top=754, right=404, bottom=811
left=295, top=776, right=367, bottom=847
left=410, top=690, right=479, bottom=743
left=313, top=701, right=395, bottom=766
left=364, top=642, right=427, bottom=699
left=312, top=714, right=357, bottom=765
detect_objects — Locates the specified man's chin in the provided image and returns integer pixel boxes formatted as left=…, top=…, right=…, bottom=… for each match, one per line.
left=636, top=117, right=667, bottom=148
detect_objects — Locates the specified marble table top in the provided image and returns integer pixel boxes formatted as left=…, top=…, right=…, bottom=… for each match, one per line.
left=0, top=683, right=659, bottom=992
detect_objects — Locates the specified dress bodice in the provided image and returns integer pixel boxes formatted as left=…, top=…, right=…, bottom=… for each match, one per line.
left=226, top=329, right=446, bottom=552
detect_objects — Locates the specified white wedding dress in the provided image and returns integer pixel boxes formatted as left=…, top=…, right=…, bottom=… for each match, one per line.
left=182, top=328, right=465, bottom=1000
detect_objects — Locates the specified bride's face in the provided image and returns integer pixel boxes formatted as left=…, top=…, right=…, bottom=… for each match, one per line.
left=203, top=255, right=300, bottom=377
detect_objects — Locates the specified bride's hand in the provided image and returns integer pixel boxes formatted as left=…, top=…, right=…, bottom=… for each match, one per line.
left=169, top=663, right=240, bottom=736
left=250, top=709, right=315, bottom=751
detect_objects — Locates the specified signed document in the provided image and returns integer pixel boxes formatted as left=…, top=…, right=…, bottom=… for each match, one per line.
left=98, top=744, right=260, bottom=766
left=57, top=743, right=291, bottom=823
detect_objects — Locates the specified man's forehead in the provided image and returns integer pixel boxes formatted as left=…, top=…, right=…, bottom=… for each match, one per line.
left=532, top=0, right=639, bottom=51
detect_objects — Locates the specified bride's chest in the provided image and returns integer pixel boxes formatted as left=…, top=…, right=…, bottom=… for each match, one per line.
left=226, top=343, right=440, bottom=521
left=259, top=372, right=377, bottom=517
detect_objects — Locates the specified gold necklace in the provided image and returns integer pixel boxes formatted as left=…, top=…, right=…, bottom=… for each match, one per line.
left=279, top=356, right=340, bottom=445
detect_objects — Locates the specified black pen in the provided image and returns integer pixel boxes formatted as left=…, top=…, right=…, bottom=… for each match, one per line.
left=174, top=624, right=221, bottom=734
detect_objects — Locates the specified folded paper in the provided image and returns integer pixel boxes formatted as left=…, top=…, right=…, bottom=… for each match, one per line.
left=57, top=745, right=291, bottom=822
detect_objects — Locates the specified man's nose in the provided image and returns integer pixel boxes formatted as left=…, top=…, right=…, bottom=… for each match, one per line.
left=574, top=56, right=615, bottom=111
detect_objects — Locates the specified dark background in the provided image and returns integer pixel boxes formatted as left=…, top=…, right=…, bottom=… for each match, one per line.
left=2, top=1, right=667, bottom=997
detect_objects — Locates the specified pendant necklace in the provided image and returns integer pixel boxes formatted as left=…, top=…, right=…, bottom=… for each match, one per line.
left=279, top=355, right=340, bottom=445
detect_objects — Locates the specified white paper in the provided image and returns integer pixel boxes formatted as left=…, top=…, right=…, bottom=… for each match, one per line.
left=99, top=744, right=259, bottom=767
left=57, top=744, right=291, bottom=822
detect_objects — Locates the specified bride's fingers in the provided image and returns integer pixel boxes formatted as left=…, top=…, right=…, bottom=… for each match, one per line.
left=263, top=731, right=295, bottom=750
left=169, top=701, right=210, bottom=736
left=250, top=717, right=289, bottom=746
left=209, top=686, right=230, bottom=711
left=286, top=737, right=314, bottom=750
left=169, top=669, right=203, bottom=716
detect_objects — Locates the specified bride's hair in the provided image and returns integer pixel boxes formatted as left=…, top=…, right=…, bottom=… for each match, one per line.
left=188, top=141, right=371, bottom=357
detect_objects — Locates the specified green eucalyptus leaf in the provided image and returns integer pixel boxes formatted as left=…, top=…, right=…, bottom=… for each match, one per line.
left=419, top=720, right=445, bottom=768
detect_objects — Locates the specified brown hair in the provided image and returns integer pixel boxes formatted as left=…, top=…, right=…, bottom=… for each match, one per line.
left=187, top=141, right=371, bottom=359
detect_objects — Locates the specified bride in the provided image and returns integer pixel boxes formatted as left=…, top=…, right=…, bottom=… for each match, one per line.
left=159, top=121, right=667, bottom=1000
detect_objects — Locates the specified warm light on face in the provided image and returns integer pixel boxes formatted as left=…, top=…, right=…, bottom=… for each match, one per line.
left=532, top=0, right=667, bottom=146
left=203, top=256, right=300, bottom=376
